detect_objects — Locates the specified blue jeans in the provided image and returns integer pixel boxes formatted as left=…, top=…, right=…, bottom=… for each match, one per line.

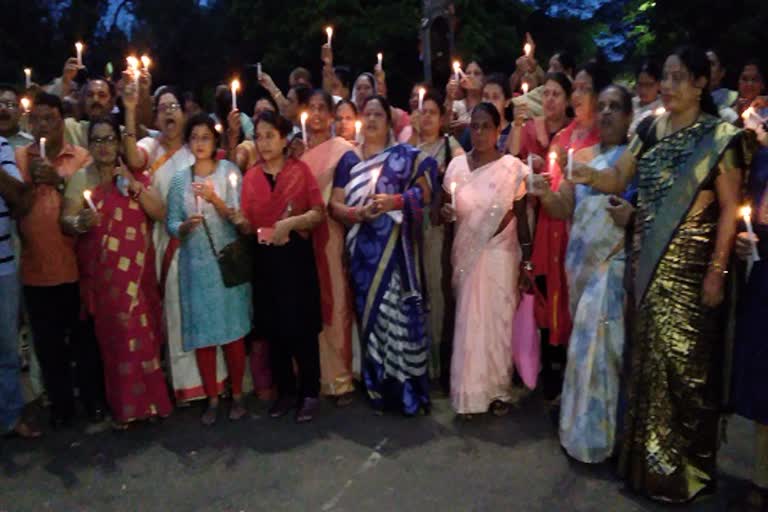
left=0, top=272, right=23, bottom=432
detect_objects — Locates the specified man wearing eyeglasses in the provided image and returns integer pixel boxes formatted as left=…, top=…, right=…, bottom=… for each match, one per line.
left=0, top=85, right=34, bottom=150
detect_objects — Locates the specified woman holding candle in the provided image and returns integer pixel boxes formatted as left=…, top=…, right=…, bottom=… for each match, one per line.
left=570, top=46, right=744, bottom=503
left=407, top=89, right=464, bottom=386
left=449, top=61, right=485, bottom=148
left=299, top=90, right=358, bottom=405
left=232, top=110, right=324, bottom=423
left=530, top=62, right=604, bottom=402
left=439, top=103, right=531, bottom=417
left=334, top=100, right=358, bottom=143
left=329, top=95, right=437, bottom=416
left=166, top=114, right=252, bottom=426
left=60, top=116, right=171, bottom=429
left=730, top=116, right=768, bottom=510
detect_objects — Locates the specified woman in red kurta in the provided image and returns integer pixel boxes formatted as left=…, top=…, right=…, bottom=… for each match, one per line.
left=530, top=63, right=604, bottom=401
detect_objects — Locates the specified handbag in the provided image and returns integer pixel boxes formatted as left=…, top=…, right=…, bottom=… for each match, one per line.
left=192, top=169, right=254, bottom=287
left=512, top=269, right=543, bottom=390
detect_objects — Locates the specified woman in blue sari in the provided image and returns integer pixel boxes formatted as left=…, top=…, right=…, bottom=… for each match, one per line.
left=330, top=95, right=437, bottom=416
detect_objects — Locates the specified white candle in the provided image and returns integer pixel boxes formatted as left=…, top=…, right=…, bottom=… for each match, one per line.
left=83, top=189, right=97, bottom=210
left=354, top=120, right=362, bottom=144
left=141, top=55, right=151, bottom=70
left=257, top=62, right=262, bottom=80
left=524, top=43, right=532, bottom=57
left=24, top=68, right=31, bottom=89
left=231, top=79, right=240, bottom=111
left=39, top=137, right=46, bottom=160
left=75, top=42, right=84, bottom=67
left=522, top=82, right=529, bottom=96
left=418, top=87, right=426, bottom=111
left=229, top=173, right=239, bottom=210
left=20, top=97, right=30, bottom=113
left=453, top=61, right=461, bottom=82
left=450, top=181, right=457, bottom=220
left=741, top=206, right=761, bottom=262
left=300, top=112, right=309, bottom=146
left=377, top=52, right=383, bottom=69
left=567, top=148, right=574, bottom=180
left=526, top=154, right=534, bottom=191
left=326, top=26, right=333, bottom=48
left=654, top=106, right=666, bottom=116
left=548, top=151, right=557, bottom=175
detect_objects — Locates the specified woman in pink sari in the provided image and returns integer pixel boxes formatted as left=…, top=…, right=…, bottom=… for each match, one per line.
left=61, top=116, right=172, bottom=429
left=300, top=90, right=358, bottom=405
left=442, top=103, right=532, bottom=417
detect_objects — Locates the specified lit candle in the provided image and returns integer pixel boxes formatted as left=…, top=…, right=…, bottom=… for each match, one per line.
left=83, top=189, right=97, bottom=210
left=231, top=79, right=240, bottom=111
left=522, top=82, right=529, bottom=96
left=229, top=173, right=239, bottom=210
left=453, top=61, right=461, bottom=82
left=326, top=26, right=333, bottom=48
left=743, top=107, right=767, bottom=124
left=75, top=42, right=84, bottom=67
left=257, top=62, right=262, bottom=80
left=24, top=68, right=31, bottom=89
left=450, top=181, right=457, bottom=221
left=354, top=120, right=362, bottom=144
left=654, top=106, right=666, bottom=116
left=377, top=52, right=383, bottom=69
left=548, top=151, right=557, bottom=174
left=39, top=137, right=46, bottom=160
left=524, top=43, right=532, bottom=57
left=141, top=55, right=151, bottom=70
left=741, top=206, right=761, bottom=262
left=20, top=97, right=30, bottom=113
left=418, top=87, right=426, bottom=111
left=127, top=56, right=140, bottom=88
left=214, top=123, right=223, bottom=134
left=300, top=111, right=309, bottom=146
left=567, top=148, right=574, bottom=180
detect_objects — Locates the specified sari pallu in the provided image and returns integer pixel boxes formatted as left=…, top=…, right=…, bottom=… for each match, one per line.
left=619, top=114, right=742, bottom=503
left=559, top=145, right=627, bottom=463
left=343, top=144, right=437, bottom=415
left=447, top=155, right=527, bottom=414
left=83, top=175, right=172, bottom=423
left=301, top=137, right=357, bottom=396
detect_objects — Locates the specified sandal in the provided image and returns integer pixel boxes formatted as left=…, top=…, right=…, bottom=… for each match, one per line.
left=201, top=405, right=218, bottom=426
left=229, top=399, right=247, bottom=421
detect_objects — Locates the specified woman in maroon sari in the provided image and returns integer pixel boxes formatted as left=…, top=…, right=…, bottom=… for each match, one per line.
left=61, top=116, right=172, bottom=429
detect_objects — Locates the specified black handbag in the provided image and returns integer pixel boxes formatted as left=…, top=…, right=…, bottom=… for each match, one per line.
left=192, top=169, right=254, bottom=287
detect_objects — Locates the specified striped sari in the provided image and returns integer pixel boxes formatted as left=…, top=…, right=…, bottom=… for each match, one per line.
left=337, top=144, right=437, bottom=415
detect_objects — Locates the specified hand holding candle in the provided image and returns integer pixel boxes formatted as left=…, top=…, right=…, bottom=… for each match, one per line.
left=141, top=55, right=151, bottom=70
left=300, top=112, right=309, bottom=146
left=377, top=52, right=383, bottom=70
left=83, top=189, right=97, bottom=210
left=741, top=206, right=761, bottom=261
left=453, top=61, right=462, bottom=82
left=20, top=97, right=30, bottom=113
left=418, top=87, right=426, bottom=111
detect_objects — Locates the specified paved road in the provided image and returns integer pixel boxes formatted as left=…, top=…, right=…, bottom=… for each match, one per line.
left=0, top=391, right=755, bottom=511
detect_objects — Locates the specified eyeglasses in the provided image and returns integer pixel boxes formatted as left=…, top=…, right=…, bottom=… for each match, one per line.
left=157, top=103, right=181, bottom=113
left=0, top=101, right=18, bottom=110
left=91, top=135, right=118, bottom=145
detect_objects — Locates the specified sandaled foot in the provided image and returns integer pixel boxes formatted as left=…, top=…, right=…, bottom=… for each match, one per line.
left=335, top=393, right=354, bottom=408
left=229, top=399, right=248, bottom=421
left=13, top=420, right=42, bottom=439
left=201, top=405, right=218, bottom=426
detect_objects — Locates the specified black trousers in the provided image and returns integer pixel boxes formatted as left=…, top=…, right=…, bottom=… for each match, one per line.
left=24, top=283, right=106, bottom=419
left=268, top=333, right=320, bottom=400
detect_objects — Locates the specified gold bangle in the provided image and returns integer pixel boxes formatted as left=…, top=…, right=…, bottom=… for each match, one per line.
left=709, top=261, right=729, bottom=275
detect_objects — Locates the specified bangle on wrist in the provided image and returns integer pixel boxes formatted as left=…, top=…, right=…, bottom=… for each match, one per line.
left=709, top=261, right=729, bottom=275
left=392, top=194, right=405, bottom=210
left=347, top=206, right=360, bottom=223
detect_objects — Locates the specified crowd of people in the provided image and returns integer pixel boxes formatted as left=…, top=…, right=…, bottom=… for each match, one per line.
left=1, top=32, right=767, bottom=508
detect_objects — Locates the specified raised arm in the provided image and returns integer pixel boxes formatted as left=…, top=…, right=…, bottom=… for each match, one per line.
left=122, top=78, right=148, bottom=171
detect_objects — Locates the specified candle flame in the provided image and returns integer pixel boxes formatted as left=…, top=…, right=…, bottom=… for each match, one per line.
left=141, top=55, right=151, bottom=69
left=450, top=181, right=457, bottom=193
left=741, top=205, right=752, bottom=218
left=654, top=106, right=666, bottom=116
left=40, top=137, right=46, bottom=145
left=453, top=61, right=461, bottom=73
left=522, top=82, right=529, bottom=94
left=524, top=43, right=532, bottom=56
left=229, top=173, right=238, bottom=188
left=24, top=68, right=31, bottom=76
left=20, top=97, right=30, bottom=111
left=354, top=120, right=362, bottom=133
left=83, top=189, right=92, bottom=201
left=326, top=26, right=333, bottom=38
left=75, top=42, right=84, bottom=52
left=300, top=112, right=309, bottom=123
left=127, top=55, right=139, bottom=71
left=742, top=107, right=754, bottom=121
left=377, top=52, right=383, bottom=61
left=231, top=79, right=240, bottom=92
left=548, top=151, right=557, bottom=162
left=214, top=123, right=223, bottom=133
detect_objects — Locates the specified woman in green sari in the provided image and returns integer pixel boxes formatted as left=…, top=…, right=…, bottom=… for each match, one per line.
left=572, top=46, right=743, bottom=504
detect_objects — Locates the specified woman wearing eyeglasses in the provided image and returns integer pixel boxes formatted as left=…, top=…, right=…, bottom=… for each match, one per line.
left=61, top=115, right=172, bottom=430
